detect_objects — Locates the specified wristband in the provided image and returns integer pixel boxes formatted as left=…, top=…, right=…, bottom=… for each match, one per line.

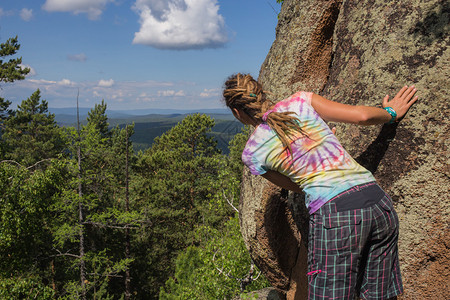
left=383, top=107, right=397, bottom=124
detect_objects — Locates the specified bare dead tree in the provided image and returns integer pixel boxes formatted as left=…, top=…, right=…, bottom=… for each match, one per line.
left=124, top=124, right=131, bottom=300
left=77, top=89, right=87, bottom=300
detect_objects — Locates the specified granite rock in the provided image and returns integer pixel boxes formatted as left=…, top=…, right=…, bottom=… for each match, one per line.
left=240, top=0, right=449, bottom=298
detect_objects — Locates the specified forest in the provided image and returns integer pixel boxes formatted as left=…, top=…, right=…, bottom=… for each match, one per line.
left=0, top=37, right=269, bottom=299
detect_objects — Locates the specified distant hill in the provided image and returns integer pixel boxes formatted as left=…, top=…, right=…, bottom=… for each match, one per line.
left=50, top=107, right=230, bottom=119
left=52, top=108, right=243, bottom=154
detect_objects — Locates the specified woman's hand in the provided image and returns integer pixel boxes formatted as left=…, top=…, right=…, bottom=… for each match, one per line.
left=382, top=85, right=418, bottom=122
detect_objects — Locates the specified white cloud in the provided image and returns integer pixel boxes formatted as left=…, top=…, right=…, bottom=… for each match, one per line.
left=42, top=0, right=113, bottom=20
left=98, top=79, right=115, bottom=87
left=68, top=53, right=87, bottom=62
left=28, top=79, right=57, bottom=85
left=2, top=78, right=223, bottom=110
left=199, top=88, right=218, bottom=97
left=132, top=0, right=228, bottom=50
left=20, top=8, right=33, bottom=21
left=157, top=89, right=185, bottom=97
left=0, top=8, right=14, bottom=18
left=58, top=79, right=76, bottom=86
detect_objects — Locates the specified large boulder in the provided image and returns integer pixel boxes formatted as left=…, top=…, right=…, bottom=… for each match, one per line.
left=240, top=0, right=449, bottom=299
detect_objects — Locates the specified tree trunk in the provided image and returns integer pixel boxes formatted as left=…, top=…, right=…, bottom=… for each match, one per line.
left=77, top=91, right=87, bottom=300
left=125, top=125, right=131, bottom=300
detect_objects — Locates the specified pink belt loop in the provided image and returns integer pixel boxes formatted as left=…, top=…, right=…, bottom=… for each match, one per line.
left=307, top=269, right=322, bottom=276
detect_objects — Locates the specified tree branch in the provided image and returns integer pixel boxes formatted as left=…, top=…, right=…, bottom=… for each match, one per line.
left=82, top=221, right=140, bottom=230
left=86, top=273, right=124, bottom=278
left=213, top=249, right=262, bottom=292
left=52, top=248, right=81, bottom=259
left=223, top=190, right=239, bottom=213
left=1, top=159, right=55, bottom=179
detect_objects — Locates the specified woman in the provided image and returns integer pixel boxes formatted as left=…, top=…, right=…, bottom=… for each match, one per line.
left=222, top=74, right=418, bottom=300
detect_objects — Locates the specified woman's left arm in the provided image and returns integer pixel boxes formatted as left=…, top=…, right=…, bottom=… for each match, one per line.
left=311, top=85, right=418, bottom=125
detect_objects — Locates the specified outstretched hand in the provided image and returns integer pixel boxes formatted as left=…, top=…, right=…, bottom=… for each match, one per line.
left=382, top=85, right=418, bottom=122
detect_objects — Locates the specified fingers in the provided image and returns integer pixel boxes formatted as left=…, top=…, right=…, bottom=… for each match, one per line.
left=403, top=86, right=417, bottom=101
left=331, top=127, right=337, bottom=135
left=387, top=84, right=419, bottom=121
left=407, top=94, right=419, bottom=108
left=396, top=85, right=409, bottom=99
left=403, top=86, right=417, bottom=102
left=390, top=85, right=418, bottom=105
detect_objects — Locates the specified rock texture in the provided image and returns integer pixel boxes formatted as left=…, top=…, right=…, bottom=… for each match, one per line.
left=240, top=0, right=449, bottom=299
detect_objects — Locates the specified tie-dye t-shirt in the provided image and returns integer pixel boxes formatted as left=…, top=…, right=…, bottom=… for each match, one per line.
left=242, top=91, right=375, bottom=214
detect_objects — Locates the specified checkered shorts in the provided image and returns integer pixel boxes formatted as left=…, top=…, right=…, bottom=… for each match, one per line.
left=307, top=182, right=403, bottom=300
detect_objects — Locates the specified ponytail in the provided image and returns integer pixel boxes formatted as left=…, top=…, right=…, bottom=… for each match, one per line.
left=223, top=73, right=305, bottom=153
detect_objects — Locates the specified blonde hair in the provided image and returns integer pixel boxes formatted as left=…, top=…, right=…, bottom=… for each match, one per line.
left=222, top=73, right=304, bottom=153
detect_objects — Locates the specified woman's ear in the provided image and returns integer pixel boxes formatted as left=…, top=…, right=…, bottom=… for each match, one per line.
left=232, top=108, right=241, bottom=119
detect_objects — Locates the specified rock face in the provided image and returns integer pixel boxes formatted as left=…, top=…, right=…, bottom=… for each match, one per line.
left=240, top=0, right=449, bottom=299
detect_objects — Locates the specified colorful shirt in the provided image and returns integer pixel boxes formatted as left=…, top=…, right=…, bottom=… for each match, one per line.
left=242, top=91, right=375, bottom=214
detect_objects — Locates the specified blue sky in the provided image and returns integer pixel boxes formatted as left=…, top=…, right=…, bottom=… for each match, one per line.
left=0, top=0, right=281, bottom=111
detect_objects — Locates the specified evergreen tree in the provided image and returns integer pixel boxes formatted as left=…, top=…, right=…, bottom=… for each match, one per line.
left=0, top=36, right=30, bottom=83
left=55, top=103, right=137, bottom=299
left=160, top=216, right=270, bottom=299
left=0, top=97, right=12, bottom=128
left=0, top=160, right=68, bottom=297
left=86, top=100, right=110, bottom=139
left=131, top=113, right=224, bottom=298
left=0, top=36, right=30, bottom=157
left=2, top=90, right=65, bottom=166
left=159, top=126, right=269, bottom=299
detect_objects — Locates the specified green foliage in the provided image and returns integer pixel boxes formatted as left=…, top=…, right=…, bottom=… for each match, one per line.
left=0, top=35, right=30, bottom=156
left=159, top=126, right=270, bottom=299
left=159, top=216, right=270, bottom=299
left=2, top=89, right=65, bottom=165
left=0, top=91, right=257, bottom=299
left=130, top=113, right=230, bottom=297
left=0, top=275, right=55, bottom=300
left=86, top=100, right=110, bottom=139
left=54, top=103, right=136, bottom=299
left=0, top=36, right=30, bottom=83
left=0, top=159, right=67, bottom=275
left=0, top=97, right=12, bottom=126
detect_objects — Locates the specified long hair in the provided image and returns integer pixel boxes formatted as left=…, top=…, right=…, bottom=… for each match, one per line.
left=222, top=73, right=304, bottom=153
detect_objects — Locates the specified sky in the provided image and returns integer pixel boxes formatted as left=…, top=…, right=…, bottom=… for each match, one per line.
left=0, top=0, right=281, bottom=111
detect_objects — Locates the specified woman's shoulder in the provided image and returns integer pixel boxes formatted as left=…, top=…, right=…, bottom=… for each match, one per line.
left=273, top=91, right=313, bottom=112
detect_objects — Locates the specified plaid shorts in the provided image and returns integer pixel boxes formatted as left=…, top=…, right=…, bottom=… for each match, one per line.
left=307, top=182, right=403, bottom=300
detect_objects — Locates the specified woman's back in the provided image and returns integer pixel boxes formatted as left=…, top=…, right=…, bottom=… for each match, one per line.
left=242, top=91, right=375, bottom=213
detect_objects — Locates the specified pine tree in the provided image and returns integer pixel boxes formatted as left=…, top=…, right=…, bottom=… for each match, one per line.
left=0, top=36, right=30, bottom=83
left=86, top=100, right=110, bottom=140
left=2, top=90, right=65, bottom=166
left=159, top=126, right=269, bottom=299
left=0, top=36, right=30, bottom=157
left=0, top=159, right=67, bottom=298
left=131, top=113, right=226, bottom=298
left=55, top=102, right=137, bottom=298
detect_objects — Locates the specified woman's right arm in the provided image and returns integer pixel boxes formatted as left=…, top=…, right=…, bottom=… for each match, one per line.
left=310, top=86, right=418, bottom=125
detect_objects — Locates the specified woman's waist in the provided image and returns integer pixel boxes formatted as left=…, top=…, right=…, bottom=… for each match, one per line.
left=302, top=174, right=377, bottom=214
left=312, top=181, right=388, bottom=215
